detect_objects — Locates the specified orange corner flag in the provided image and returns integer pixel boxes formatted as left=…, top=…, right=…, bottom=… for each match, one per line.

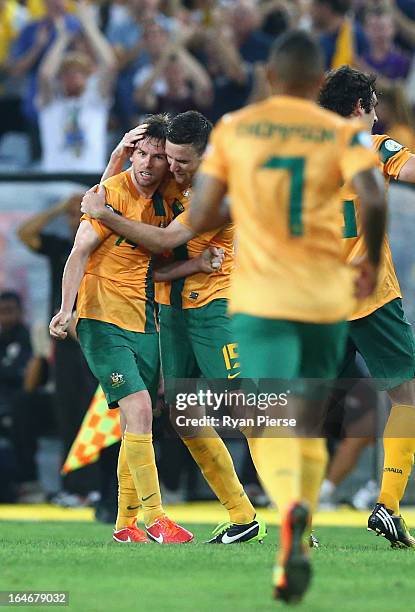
left=62, top=386, right=121, bottom=474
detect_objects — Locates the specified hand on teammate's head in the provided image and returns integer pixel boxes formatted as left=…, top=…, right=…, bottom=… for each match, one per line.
left=111, top=124, right=149, bottom=160
left=123, top=124, right=149, bottom=149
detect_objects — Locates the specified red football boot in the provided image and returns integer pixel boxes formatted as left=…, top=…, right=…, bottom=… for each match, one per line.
left=273, top=502, right=312, bottom=604
left=146, top=516, right=193, bottom=544
left=113, top=522, right=149, bottom=544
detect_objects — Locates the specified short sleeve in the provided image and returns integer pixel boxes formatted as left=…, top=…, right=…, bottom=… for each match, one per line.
left=338, top=123, right=378, bottom=183
left=376, top=137, right=412, bottom=180
left=200, top=118, right=229, bottom=183
left=80, top=215, right=111, bottom=241
left=79, top=184, right=123, bottom=241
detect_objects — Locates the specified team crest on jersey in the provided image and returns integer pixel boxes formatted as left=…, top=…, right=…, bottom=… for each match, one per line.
left=384, top=139, right=403, bottom=152
left=110, top=372, right=125, bottom=388
left=189, top=291, right=199, bottom=300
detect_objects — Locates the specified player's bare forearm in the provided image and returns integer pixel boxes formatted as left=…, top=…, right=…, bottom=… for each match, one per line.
left=100, top=152, right=127, bottom=183
left=97, top=210, right=167, bottom=253
left=189, top=173, right=229, bottom=233
left=59, top=221, right=101, bottom=313
left=100, top=126, right=149, bottom=182
left=50, top=247, right=89, bottom=340
left=154, top=257, right=202, bottom=282
left=397, top=155, right=415, bottom=183
left=154, top=245, right=224, bottom=281
left=60, top=246, right=90, bottom=313
left=353, top=168, right=387, bottom=266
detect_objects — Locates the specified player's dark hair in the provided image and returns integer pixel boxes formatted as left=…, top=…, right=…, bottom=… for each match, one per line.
left=269, top=30, right=324, bottom=87
left=0, top=291, right=22, bottom=308
left=316, top=0, right=351, bottom=16
left=143, top=113, right=171, bottom=143
left=319, top=66, right=377, bottom=117
left=167, top=111, right=213, bottom=155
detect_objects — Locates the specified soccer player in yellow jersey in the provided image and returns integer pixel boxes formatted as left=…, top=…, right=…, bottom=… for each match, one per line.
left=49, top=116, right=193, bottom=545
left=319, top=65, right=415, bottom=548
left=81, top=111, right=267, bottom=545
left=188, top=31, right=387, bottom=603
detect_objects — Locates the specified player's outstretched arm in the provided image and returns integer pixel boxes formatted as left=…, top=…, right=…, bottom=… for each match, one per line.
left=189, top=173, right=230, bottom=233
left=352, top=168, right=387, bottom=298
left=49, top=221, right=101, bottom=340
left=154, top=246, right=224, bottom=282
left=81, top=186, right=195, bottom=253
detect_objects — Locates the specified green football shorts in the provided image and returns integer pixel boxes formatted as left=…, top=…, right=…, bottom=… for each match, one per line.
left=77, top=318, right=160, bottom=408
left=159, top=299, right=240, bottom=382
left=232, top=314, right=348, bottom=381
left=340, top=298, right=415, bottom=390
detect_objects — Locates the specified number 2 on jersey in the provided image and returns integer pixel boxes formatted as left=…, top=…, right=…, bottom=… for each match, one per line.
left=261, top=156, right=305, bottom=236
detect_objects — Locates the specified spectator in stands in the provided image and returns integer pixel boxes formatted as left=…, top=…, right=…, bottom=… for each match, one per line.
left=133, top=29, right=212, bottom=116
left=230, top=0, right=273, bottom=63
left=192, top=0, right=275, bottom=123
left=106, top=0, right=177, bottom=129
left=259, top=0, right=291, bottom=38
left=363, top=6, right=411, bottom=81
left=17, top=194, right=98, bottom=502
left=384, top=0, right=415, bottom=51
left=199, top=12, right=259, bottom=123
left=37, top=2, right=116, bottom=173
left=310, top=0, right=368, bottom=69
left=0, top=0, right=29, bottom=150
left=0, top=291, right=32, bottom=502
left=9, top=0, right=81, bottom=160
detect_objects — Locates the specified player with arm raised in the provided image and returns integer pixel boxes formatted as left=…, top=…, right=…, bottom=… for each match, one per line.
left=81, top=111, right=267, bottom=545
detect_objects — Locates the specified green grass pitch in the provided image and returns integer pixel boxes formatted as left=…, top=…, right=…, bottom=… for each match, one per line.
left=1, top=522, right=414, bottom=611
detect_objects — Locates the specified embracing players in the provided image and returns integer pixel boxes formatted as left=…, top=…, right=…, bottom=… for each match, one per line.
left=81, top=111, right=267, bottom=545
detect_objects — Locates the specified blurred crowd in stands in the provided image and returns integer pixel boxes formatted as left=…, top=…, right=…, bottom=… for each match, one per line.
left=0, top=0, right=415, bottom=170
left=1, top=0, right=415, bottom=517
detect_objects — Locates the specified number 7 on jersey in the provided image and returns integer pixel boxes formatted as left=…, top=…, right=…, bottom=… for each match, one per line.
left=261, top=156, right=306, bottom=236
